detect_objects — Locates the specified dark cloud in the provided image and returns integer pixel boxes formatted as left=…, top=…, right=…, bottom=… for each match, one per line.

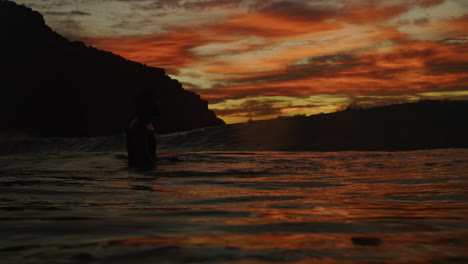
left=109, top=17, right=156, bottom=32
left=45, top=10, right=91, bottom=16
left=45, top=11, right=70, bottom=16
left=413, top=17, right=430, bottom=25
left=70, top=10, right=92, bottom=16
left=307, top=53, right=358, bottom=65
left=418, top=0, right=446, bottom=8
left=183, top=0, right=243, bottom=9
left=255, top=1, right=336, bottom=22
left=127, top=0, right=179, bottom=10
left=429, top=61, right=468, bottom=74
left=124, top=0, right=243, bottom=10
left=379, top=47, right=437, bottom=61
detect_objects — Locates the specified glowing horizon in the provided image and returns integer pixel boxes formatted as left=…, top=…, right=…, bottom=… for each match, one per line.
left=16, top=0, right=468, bottom=123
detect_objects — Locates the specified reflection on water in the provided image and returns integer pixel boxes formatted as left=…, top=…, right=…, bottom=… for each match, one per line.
left=1, top=149, right=468, bottom=263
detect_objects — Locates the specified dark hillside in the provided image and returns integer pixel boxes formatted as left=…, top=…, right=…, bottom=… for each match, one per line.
left=0, top=0, right=224, bottom=137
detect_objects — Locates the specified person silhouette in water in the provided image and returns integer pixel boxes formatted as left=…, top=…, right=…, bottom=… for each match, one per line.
left=127, top=91, right=159, bottom=169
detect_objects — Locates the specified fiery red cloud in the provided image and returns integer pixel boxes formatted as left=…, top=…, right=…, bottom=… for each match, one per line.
left=24, top=0, right=467, bottom=123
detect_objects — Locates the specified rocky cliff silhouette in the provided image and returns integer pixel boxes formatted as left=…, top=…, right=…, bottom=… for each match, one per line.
left=0, top=0, right=224, bottom=137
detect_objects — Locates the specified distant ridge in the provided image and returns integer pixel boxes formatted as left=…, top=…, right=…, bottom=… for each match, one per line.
left=0, top=0, right=224, bottom=137
left=159, top=100, right=468, bottom=151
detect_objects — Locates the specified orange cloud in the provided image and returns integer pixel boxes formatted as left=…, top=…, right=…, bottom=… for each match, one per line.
left=210, top=12, right=341, bottom=38
left=76, top=1, right=467, bottom=123
left=81, top=30, right=218, bottom=68
left=196, top=39, right=468, bottom=101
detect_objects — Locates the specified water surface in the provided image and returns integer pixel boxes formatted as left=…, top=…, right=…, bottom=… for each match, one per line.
left=1, top=149, right=468, bottom=263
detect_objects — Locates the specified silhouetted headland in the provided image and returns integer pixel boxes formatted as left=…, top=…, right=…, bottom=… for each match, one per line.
left=0, top=0, right=224, bottom=137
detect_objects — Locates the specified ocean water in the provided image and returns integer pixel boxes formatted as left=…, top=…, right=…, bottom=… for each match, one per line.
left=1, top=147, right=468, bottom=263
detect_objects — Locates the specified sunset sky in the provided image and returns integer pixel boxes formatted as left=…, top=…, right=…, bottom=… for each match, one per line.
left=16, top=0, right=468, bottom=123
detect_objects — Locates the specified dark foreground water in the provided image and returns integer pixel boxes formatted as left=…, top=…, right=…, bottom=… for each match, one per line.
left=1, top=149, right=468, bottom=263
